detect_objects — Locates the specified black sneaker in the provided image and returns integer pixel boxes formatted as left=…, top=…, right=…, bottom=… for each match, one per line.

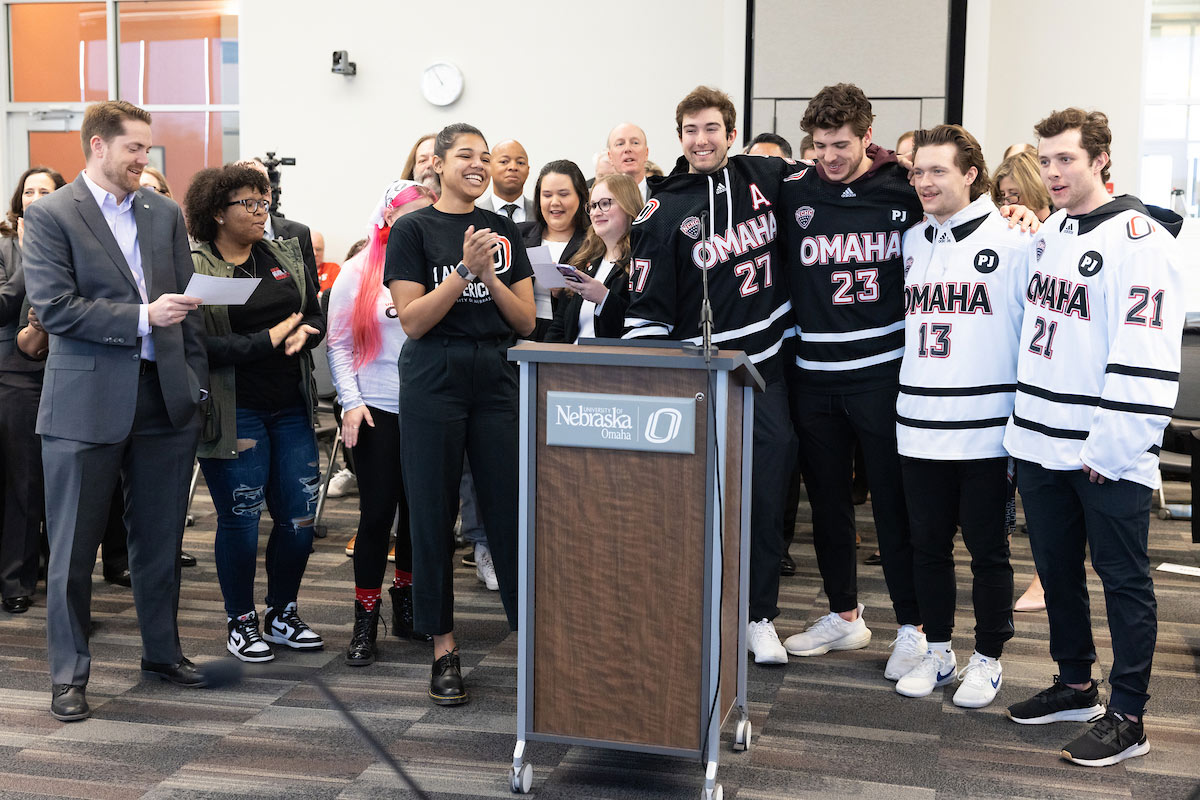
left=345, top=601, right=380, bottom=667
left=430, top=648, right=468, bottom=706
left=263, top=602, right=324, bottom=650
left=227, top=611, right=274, bottom=663
left=1006, top=675, right=1106, bottom=725
left=1061, top=711, right=1149, bottom=767
left=388, top=585, right=431, bottom=642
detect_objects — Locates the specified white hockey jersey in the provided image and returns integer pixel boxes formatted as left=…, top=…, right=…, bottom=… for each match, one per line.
left=897, top=196, right=1029, bottom=459
left=1002, top=196, right=1186, bottom=488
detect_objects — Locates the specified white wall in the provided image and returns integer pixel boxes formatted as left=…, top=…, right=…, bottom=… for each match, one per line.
left=963, top=0, right=1149, bottom=193
left=239, top=0, right=746, bottom=262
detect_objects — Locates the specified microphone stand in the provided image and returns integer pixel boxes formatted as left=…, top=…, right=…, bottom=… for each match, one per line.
left=698, top=210, right=715, bottom=365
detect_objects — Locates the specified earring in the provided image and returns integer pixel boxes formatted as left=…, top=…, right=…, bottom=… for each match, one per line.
left=218, top=218, right=224, bottom=224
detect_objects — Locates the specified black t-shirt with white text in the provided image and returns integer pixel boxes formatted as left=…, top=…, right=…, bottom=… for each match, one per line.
left=383, top=206, right=533, bottom=340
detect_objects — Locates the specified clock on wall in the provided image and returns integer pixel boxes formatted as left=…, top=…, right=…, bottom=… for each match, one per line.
left=421, top=62, right=464, bottom=107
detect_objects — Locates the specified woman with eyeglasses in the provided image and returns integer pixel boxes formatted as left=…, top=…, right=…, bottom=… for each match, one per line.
left=546, top=173, right=640, bottom=344
left=518, top=160, right=589, bottom=340
left=992, top=150, right=1051, bottom=223
left=139, top=166, right=173, bottom=199
left=184, top=164, right=326, bottom=663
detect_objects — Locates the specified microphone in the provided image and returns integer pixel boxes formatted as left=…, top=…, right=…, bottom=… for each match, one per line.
left=199, top=660, right=431, bottom=799
left=698, top=210, right=715, bottom=365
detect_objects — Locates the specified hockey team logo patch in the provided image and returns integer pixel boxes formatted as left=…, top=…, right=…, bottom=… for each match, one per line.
left=1035, top=238, right=1046, bottom=261
left=904, top=256, right=913, bottom=277
left=633, top=198, right=659, bottom=225
left=680, top=216, right=702, bottom=240
left=795, top=206, right=815, bottom=229
left=1078, top=250, right=1103, bottom=277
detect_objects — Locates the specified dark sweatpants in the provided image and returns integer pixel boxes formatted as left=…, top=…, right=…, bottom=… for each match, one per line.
left=747, top=359, right=796, bottom=622
left=399, top=336, right=519, bottom=635
left=1017, top=460, right=1156, bottom=717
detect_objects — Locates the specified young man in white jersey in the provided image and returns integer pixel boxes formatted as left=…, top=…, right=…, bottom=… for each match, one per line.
left=1002, top=109, right=1185, bottom=767
left=894, top=125, right=1027, bottom=708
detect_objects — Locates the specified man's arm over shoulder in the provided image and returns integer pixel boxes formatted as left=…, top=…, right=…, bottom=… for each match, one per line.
left=21, top=198, right=141, bottom=343
left=623, top=199, right=678, bottom=339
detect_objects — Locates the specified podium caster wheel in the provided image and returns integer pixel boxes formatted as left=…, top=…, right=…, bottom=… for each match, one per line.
left=510, top=762, right=533, bottom=793
left=733, top=718, right=752, bottom=751
left=313, top=524, right=328, bottom=539
left=701, top=785, right=723, bottom=800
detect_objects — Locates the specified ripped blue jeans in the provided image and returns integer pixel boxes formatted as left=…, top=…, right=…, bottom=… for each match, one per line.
left=199, top=404, right=320, bottom=618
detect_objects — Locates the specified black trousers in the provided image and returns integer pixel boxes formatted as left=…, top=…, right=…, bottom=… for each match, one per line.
left=0, top=380, right=42, bottom=599
left=399, top=337, right=519, bottom=635
left=1017, top=461, right=1156, bottom=716
left=901, top=456, right=1014, bottom=656
left=747, top=360, right=795, bottom=621
left=789, top=379, right=920, bottom=625
left=349, top=407, right=412, bottom=588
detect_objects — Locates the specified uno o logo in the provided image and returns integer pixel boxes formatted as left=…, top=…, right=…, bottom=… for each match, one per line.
left=645, top=408, right=683, bottom=443
left=492, top=235, right=513, bottom=275
left=633, top=198, right=659, bottom=225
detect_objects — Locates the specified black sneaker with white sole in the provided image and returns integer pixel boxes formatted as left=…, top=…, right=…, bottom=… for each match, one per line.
left=227, top=611, right=274, bottom=663
left=263, top=602, right=324, bottom=650
left=1061, top=711, right=1150, bottom=767
left=1006, top=675, right=1105, bottom=725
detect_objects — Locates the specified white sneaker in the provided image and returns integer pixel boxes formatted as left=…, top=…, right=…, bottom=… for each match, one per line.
left=783, top=603, right=871, bottom=656
left=227, top=610, right=274, bottom=663
left=475, top=543, right=498, bottom=591
left=263, top=602, right=325, bottom=650
left=884, top=624, right=927, bottom=681
left=953, top=651, right=1003, bottom=708
left=327, top=468, right=358, bottom=497
left=747, top=619, right=788, bottom=664
left=896, top=648, right=957, bottom=698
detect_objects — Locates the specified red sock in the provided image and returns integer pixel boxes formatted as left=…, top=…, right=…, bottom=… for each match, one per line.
left=392, top=569, right=412, bottom=588
left=356, top=587, right=381, bottom=612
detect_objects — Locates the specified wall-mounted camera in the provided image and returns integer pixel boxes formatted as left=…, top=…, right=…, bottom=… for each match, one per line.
left=332, top=50, right=356, bottom=76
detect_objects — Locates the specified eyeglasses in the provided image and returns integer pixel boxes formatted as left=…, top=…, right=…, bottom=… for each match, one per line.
left=142, top=185, right=159, bottom=193
left=1000, top=190, right=1021, bottom=204
left=226, top=198, right=271, bottom=213
left=587, top=198, right=615, bottom=214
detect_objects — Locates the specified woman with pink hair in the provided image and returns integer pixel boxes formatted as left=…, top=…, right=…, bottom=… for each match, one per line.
left=327, top=179, right=435, bottom=665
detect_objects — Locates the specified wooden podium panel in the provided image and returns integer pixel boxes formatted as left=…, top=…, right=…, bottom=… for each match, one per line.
left=532, top=363, right=709, bottom=749
left=719, top=380, right=743, bottom=728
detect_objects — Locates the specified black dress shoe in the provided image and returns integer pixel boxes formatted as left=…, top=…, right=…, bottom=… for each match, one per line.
left=429, top=648, right=468, bottom=705
left=780, top=552, right=796, bottom=577
left=179, top=551, right=197, bottom=568
left=141, top=656, right=208, bottom=687
left=50, top=684, right=90, bottom=721
left=864, top=550, right=883, bottom=566
left=3, top=596, right=32, bottom=613
left=103, top=568, right=132, bottom=587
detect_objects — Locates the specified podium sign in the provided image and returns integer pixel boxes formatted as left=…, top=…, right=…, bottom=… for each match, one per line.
left=545, top=391, right=696, bottom=454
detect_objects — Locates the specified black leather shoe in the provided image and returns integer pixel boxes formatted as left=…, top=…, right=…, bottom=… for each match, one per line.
left=430, top=648, right=468, bottom=705
left=345, top=601, right=380, bottom=666
left=141, top=656, right=208, bottom=687
left=3, top=595, right=32, bottom=613
left=179, top=551, right=197, bottom=568
left=389, top=585, right=432, bottom=642
left=50, top=684, right=90, bottom=721
left=864, top=550, right=883, bottom=566
left=780, top=552, right=796, bottom=576
left=103, top=568, right=132, bottom=587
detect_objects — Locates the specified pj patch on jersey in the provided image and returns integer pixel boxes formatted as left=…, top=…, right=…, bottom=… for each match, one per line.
left=623, top=154, right=795, bottom=364
left=1002, top=196, right=1186, bottom=488
left=898, top=196, right=1030, bottom=460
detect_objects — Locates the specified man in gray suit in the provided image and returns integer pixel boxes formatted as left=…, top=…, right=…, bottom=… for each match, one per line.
left=477, top=139, right=534, bottom=222
left=22, top=100, right=209, bottom=722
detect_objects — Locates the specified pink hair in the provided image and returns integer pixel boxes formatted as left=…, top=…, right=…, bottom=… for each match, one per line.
left=349, top=184, right=431, bottom=369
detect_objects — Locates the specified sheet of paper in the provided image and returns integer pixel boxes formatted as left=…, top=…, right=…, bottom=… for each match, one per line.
left=1157, top=562, right=1200, bottom=577
left=527, top=244, right=574, bottom=289
left=184, top=273, right=261, bottom=305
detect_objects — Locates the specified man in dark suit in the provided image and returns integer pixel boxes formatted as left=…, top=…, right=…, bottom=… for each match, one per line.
left=23, top=100, right=209, bottom=722
left=476, top=139, right=534, bottom=222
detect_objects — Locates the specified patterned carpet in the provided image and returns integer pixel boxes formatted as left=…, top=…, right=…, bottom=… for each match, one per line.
left=1, top=455, right=1198, bottom=799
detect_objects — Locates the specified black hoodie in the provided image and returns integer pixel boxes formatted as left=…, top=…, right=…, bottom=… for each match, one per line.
left=623, top=153, right=797, bottom=365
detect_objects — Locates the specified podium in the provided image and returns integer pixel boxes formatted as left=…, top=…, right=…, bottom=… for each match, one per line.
left=507, top=341, right=763, bottom=799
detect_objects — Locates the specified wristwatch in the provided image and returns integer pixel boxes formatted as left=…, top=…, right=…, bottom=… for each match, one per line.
left=455, top=262, right=476, bottom=282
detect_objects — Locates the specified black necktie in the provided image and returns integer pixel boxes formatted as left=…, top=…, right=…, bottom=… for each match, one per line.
left=502, top=203, right=519, bottom=220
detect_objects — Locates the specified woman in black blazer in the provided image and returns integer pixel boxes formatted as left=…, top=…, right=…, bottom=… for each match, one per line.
left=546, top=173, right=641, bottom=343
left=517, top=160, right=589, bottom=340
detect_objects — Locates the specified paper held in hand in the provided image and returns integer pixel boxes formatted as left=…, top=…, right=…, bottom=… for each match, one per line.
left=184, top=273, right=261, bottom=305
left=526, top=244, right=573, bottom=289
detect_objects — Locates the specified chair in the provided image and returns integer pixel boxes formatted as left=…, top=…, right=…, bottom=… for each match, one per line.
left=1157, top=331, right=1200, bottom=520
left=310, top=339, right=343, bottom=538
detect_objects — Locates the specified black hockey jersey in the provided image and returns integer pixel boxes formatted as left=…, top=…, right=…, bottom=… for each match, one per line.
left=623, top=154, right=795, bottom=364
left=781, top=144, right=924, bottom=391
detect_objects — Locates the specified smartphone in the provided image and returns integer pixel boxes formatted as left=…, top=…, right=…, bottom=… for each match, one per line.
left=557, top=265, right=581, bottom=281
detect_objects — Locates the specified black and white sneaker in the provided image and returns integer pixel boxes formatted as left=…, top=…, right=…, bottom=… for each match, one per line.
left=263, top=602, right=324, bottom=650
left=227, top=610, right=274, bottom=663
left=1061, top=711, right=1150, bottom=767
left=1006, top=675, right=1106, bottom=725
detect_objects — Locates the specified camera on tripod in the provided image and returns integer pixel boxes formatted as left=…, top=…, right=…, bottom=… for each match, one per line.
left=259, top=151, right=296, bottom=215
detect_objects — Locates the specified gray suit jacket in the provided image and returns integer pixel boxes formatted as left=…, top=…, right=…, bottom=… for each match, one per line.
left=22, top=174, right=207, bottom=444
left=477, top=194, right=535, bottom=222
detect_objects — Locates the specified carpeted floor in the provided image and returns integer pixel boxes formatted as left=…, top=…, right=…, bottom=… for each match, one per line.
left=1, top=456, right=1198, bottom=799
